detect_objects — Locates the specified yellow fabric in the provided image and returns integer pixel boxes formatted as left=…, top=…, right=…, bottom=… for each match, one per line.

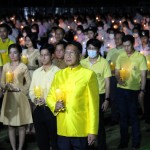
left=116, top=51, right=148, bottom=90
left=0, top=38, right=14, bottom=65
left=106, top=48, right=124, bottom=76
left=106, top=48, right=124, bottom=64
left=80, top=56, right=111, bottom=94
left=146, top=54, right=150, bottom=79
left=0, top=63, right=32, bottom=126
left=29, top=65, right=60, bottom=102
left=46, top=65, right=99, bottom=137
left=22, top=49, right=40, bottom=77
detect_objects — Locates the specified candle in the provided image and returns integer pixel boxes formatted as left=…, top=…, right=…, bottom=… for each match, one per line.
left=34, top=86, right=42, bottom=99
left=140, top=51, right=144, bottom=55
left=21, top=55, right=28, bottom=64
left=68, top=26, right=70, bottom=29
left=147, top=61, right=150, bottom=71
left=110, top=62, right=115, bottom=71
left=56, top=89, right=65, bottom=111
left=20, top=25, right=24, bottom=29
left=74, top=35, right=78, bottom=41
left=56, top=89, right=64, bottom=100
left=119, top=68, right=126, bottom=81
left=112, top=20, right=115, bottom=23
left=6, top=72, right=14, bottom=83
left=19, top=37, right=25, bottom=46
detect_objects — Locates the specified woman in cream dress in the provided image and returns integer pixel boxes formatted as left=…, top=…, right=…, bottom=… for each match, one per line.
left=22, top=33, right=41, bottom=77
left=22, top=33, right=41, bottom=134
left=0, top=44, right=32, bottom=150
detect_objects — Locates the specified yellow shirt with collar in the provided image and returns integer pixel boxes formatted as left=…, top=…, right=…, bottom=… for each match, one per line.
left=46, top=65, right=99, bottom=137
left=0, top=38, right=14, bottom=65
left=80, top=56, right=112, bottom=94
left=116, top=51, right=147, bottom=90
left=29, top=64, right=60, bottom=102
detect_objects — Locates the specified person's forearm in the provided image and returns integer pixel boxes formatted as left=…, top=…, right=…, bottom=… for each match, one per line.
left=140, top=70, right=147, bottom=90
left=105, top=77, right=110, bottom=98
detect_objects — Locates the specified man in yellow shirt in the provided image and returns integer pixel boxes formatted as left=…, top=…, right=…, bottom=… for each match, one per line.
left=0, top=23, right=14, bottom=65
left=81, top=39, right=111, bottom=150
left=106, top=31, right=125, bottom=124
left=115, top=35, right=147, bottom=149
left=29, top=44, right=59, bottom=150
left=46, top=41, right=99, bottom=150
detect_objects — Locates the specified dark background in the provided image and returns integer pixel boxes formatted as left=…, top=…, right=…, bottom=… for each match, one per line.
left=1, top=0, right=150, bottom=7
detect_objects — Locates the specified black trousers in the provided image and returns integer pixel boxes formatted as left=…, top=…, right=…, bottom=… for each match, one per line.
left=57, top=136, right=88, bottom=150
left=97, top=94, right=107, bottom=150
left=33, top=106, right=57, bottom=150
left=144, top=78, right=150, bottom=124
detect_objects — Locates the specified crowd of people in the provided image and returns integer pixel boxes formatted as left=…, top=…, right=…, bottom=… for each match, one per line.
left=0, top=10, right=149, bottom=150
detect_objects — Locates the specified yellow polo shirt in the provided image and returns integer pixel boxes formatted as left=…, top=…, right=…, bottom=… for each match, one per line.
left=29, top=65, right=60, bottom=102
left=106, top=47, right=124, bottom=64
left=80, top=56, right=111, bottom=94
left=0, top=38, right=14, bottom=65
left=46, top=65, right=99, bottom=137
left=116, top=51, right=147, bottom=90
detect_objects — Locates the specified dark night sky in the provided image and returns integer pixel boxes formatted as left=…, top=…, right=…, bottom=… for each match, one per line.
left=1, top=0, right=150, bottom=7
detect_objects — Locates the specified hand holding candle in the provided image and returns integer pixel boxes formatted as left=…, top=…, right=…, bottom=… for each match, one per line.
left=6, top=72, right=14, bottom=83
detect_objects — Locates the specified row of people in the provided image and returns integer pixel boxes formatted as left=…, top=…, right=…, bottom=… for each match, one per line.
left=0, top=33, right=149, bottom=150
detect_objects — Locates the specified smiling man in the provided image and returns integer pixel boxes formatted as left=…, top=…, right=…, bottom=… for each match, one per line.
left=46, top=41, right=99, bottom=150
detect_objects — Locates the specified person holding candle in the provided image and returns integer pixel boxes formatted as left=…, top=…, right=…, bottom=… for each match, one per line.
left=22, top=33, right=42, bottom=134
left=115, top=35, right=147, bottom=149
left=143, top=54, right=150, bottom=127
left=0, top=43, right=32, bottom=150
left=22, top=33, right=41, bottom=77
left=46, top=41, right=99, bottom=150
left=106, top=31, right=125, bottom=125
left=29, top=43, right=59, bottom=150
left=80, top=39, right=111, bottom=150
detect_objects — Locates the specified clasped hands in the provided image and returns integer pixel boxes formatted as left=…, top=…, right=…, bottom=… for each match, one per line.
left=4, top=83, right=20, bottom=92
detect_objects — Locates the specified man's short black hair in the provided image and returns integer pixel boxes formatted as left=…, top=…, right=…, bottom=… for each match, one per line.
left=40, top=43, right=55, bottom=55
left=122, top=35, right=135, bottom=44
left=86, top=39, right=101, bottom=49
left=67, top=41, right=82, bottom=54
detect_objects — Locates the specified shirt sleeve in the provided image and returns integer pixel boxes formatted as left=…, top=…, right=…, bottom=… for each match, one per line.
left=46, top=74, right=57, bottom=114
left=29, top=71, right=36, bottom=102
left=87, top=71, right=99, bottom=135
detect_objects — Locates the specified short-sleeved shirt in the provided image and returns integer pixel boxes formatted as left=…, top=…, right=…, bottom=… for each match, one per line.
left=0, top=38, right=14, bottom=65
left=106, top=47, right=124, bottom=65
left=81, top=56, right=112, bottom=94
left=116, top=51, right=147, bottom=90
